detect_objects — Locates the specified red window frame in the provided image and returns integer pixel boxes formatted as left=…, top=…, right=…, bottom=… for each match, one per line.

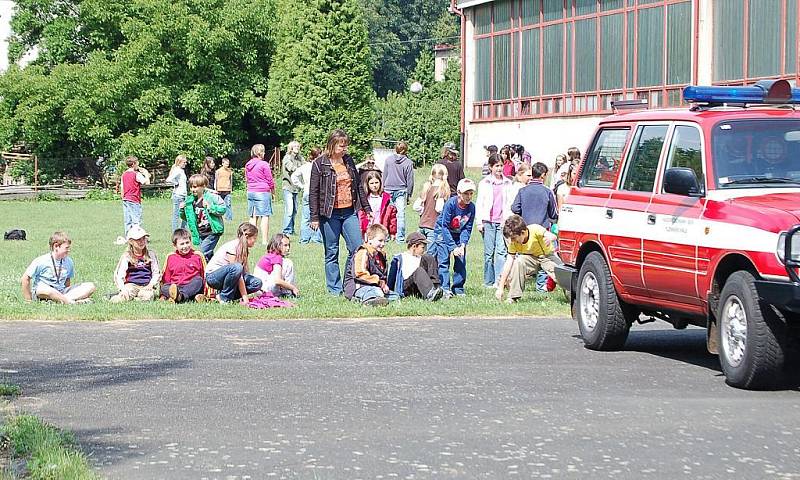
left=471, top=0, right=698, bottom=122
left=712, top=0, right=800, bottom=87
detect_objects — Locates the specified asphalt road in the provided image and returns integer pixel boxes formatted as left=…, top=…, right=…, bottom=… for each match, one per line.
left=1, top=317, right=798, bottom=479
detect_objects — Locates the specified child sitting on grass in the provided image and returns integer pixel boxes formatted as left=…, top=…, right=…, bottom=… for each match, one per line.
left=160, top=228, right=207, bottom=303
left=21, top=231, right=96, bottom=304
left=181, top=174, right=227, bottom=262
left=205, top=222, right=263, bottom=305
left=343, top=224, right=396, bottom=306
left=387, top=232, right=443, bottom=301
left=495, top=214, right=562, bottom=304
left=111, top=225, right=160, bottom=303
left=253, top=233, right=299, bottom=298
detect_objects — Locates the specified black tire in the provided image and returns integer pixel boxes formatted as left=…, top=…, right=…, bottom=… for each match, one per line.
left=717, top=270, right=786, bottom=389
left=575, top=251, right=632, bottom=350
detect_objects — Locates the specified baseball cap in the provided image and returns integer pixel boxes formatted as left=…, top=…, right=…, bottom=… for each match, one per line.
left=406, top=232, right=429, bottom=246
left=126, top=225, right=149, bottom=241
left=457, top=178, right=477, bottom=193
left=444, top=142, right=459, bottom=154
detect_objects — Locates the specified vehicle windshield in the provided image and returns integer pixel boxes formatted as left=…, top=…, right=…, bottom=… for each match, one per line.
left=713, top=119, right=800, bottom=188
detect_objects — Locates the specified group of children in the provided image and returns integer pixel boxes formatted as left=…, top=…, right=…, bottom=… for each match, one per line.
left=20, top=141, right=582, bottom=307
left=22, top=222, right=298, bottom=306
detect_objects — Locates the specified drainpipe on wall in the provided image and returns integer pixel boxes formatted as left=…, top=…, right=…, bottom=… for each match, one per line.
left=449, top=0, right=466, bottom=166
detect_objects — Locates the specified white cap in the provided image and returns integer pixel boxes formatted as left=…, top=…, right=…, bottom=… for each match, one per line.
left=126, top=225, right=149, bottom=241
left=457, top=178, right=477, bottom=193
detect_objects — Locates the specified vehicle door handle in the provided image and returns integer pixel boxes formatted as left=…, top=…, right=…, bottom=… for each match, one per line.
left=606, top=209, right=613, bottom=219
left=647, top=214, right=656, bottom=225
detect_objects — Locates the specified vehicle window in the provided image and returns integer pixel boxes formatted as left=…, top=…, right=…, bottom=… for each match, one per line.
left=582, top=128, right=629, bottom=188
left=621, top=125, right=668, bottom=192
left=713, top=120, right=800, bottom=188
left=664, top=125, right=704, bottom=193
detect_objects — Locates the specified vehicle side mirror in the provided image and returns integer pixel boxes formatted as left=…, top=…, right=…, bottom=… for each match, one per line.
left=663, top=167, right=703, bottom=197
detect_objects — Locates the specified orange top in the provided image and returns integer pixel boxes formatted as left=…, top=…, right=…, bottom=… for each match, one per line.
left=333, top=162, right=353, bottom=209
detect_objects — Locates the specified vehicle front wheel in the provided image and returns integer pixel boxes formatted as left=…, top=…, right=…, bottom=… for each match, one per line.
left=717, top=270, right=786, bottom=389
left=575, top=251, right=633, bottom=350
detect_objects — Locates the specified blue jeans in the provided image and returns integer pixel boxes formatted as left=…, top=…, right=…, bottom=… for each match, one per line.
left=320, top=207, right=363, bottom=295
left=219, top=192, right=233, bottom=221
left=122, top=201, right=142, bottom=235
left=434, top=236, right=467, bottom=295
left=353, top=285, right=400, bottom=303
left=206, top=263, right=263, bottom=302
left=171, top=195, right=186, bottom=232
left=282, top=189, right=298, bottom=235
left=536, top=270, right=548, bottom=292
left=199, top=233, right=221, bottom=262
left=299, top=195, right=322, bottom=244
left=482, top=222, right=507, bottom=286
left=388, top=190, right=407, bottom=242
left=421, top=227, right=436, bottom=254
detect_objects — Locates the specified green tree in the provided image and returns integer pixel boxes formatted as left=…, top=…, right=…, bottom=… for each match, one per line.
left=265, top=0, right=375, bottom=157
left=362, top=0, right=457, bottom=97
left=0, top=0, right=276, bottom=178
left=376, top=53, right=460, bottom=165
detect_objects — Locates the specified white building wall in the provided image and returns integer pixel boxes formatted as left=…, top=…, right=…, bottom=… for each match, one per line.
left=464, top=115, right=603, bottom=171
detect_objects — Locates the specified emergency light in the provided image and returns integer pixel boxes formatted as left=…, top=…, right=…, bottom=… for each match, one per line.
left=683, top=79, right=800, bottom=105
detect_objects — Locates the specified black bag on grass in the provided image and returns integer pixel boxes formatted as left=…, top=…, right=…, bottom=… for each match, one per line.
left=4, top=229, right=27, bottom=240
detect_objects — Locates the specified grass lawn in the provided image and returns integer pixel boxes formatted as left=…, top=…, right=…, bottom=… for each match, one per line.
left=0, top=168, right=569, bottom=321
left=0, top=414, right=98, bottom=480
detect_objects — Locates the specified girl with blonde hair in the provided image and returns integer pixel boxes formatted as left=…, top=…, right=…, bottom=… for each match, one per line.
left=413, top=164, right=450, bottom=247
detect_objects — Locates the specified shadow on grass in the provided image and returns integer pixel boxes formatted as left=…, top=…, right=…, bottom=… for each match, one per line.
left=2, top=358, right=191, bottom=396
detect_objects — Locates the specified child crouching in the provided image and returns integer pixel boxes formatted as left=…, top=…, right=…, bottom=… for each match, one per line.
left=161, top=228, right=207, bottom=303
left=344, top=224, right=396, bottom=306
left=111, top=225, right=160, bottom=303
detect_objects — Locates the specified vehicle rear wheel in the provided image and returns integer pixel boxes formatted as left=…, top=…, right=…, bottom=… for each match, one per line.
left=717, top=270, right=786, bottom=389
left=575, top=251, right=632, bottom=350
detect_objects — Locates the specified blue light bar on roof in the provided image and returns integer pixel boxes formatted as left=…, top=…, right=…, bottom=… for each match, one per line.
left=684, top=80, right=800, bottom=105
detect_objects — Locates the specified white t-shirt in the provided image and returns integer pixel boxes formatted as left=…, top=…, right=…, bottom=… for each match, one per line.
left=206, top=239, right=240, bottom=274
left=368, top=194, right=383, bottom=223
left=400, top=252, right=421, bottom=280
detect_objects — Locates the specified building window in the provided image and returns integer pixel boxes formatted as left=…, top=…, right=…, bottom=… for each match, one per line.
left=713, top=0, right=800, bottom=83
left=472, top=0, right=695, bottom=121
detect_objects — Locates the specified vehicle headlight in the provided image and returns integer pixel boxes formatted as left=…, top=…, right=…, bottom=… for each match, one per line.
left=776, top=231, right=800, bottom=263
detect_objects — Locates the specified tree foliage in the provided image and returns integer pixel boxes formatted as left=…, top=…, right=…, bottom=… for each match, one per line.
left=265, top=0, right=375, bottom=157
left=0, top=0, right=275, bottom=176
left=362, top=0, right=458, bottom=97
left=376, top=51, right=460, bottom=166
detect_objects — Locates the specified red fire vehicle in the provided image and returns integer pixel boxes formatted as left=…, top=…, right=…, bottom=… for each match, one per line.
left=555, top=80, right=800, bottom=390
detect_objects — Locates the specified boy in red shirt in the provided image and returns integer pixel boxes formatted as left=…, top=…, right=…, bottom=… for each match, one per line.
left=160, top=229, right=207, bottom=303
left=119, top=155, right=151, bottom=239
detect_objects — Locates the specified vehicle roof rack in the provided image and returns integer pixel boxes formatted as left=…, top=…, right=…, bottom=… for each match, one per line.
left=611, top=99, right=648, bottom=113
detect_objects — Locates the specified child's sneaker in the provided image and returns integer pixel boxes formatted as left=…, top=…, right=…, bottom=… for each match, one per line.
left=363, top=297, right=389, bottom=307
left=194, top=294, right=206, bottom=303
left=168, top=284, right=181, bottom=303
left=426, top=287, right=444, bottom=302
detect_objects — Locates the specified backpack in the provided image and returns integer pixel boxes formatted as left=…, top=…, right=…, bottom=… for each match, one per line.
left=4, top=229, right=27, bottom=241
